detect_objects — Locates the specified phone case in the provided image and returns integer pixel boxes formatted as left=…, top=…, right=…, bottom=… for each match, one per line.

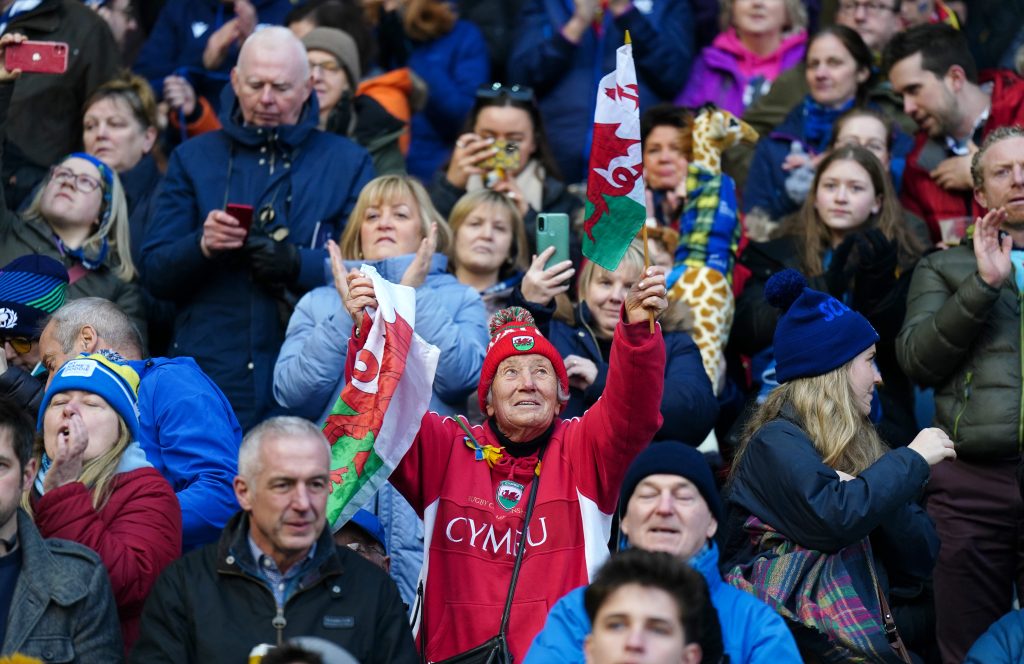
left=536, top=213, right=570, bottom=268
left=5, top=41, right=68, bottom=75
left=480, top=139, right=522, bottom=173
left=226, top=204, right=254, bottom=232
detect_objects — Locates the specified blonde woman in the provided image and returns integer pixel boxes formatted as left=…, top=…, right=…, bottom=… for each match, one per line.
left=723, top=269, right=954, bottom=662
left=27, top=352, right=181, bottom=653
left=516, top=238, right=717, bottom=445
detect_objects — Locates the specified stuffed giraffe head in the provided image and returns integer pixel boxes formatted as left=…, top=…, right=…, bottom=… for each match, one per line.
left=689, top=104, right=759, bottom=174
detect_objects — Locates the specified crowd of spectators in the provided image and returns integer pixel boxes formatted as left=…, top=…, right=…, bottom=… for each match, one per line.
left=1, top=0, right=1024, bottom=662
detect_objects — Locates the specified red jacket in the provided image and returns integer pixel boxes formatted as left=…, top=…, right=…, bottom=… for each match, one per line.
left=33, top=467, right=182, bottom=651
left=901, top=69, right=1024, bottom=241
left=388, top=320, right=666, bottom=662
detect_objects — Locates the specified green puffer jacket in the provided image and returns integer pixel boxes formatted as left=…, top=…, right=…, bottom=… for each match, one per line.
left=896, top=242, right=1022, bottom=461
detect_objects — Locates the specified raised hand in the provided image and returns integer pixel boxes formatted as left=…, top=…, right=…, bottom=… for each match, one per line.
left=400, top=223, right=437, bottom=288
left=907, top=427, right=957, bottom=466
left=974, top=207, right=1012, bottom=288
left=44, top=403, right=89, bottom=492
left=521, top=246, right=575, bottom=306
left=163, top=75, right=197, bottom=116
left=625, top=266, right=668, bottom=325
left=0, top=33, right=26, bottom=83
left=446, top=133, right=496, bottom=189
left=202, top=19, right=241, bottom=70
left=564, top=354, right=598, bottom=391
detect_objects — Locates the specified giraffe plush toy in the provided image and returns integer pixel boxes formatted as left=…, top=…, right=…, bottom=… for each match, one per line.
left=667, top=104, right=758, bottom=395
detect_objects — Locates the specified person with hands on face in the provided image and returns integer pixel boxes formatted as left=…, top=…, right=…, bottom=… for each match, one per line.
left=725, top=268, right=953, bottom=663
left=26, top=351, right=181, bottom=654
left=896, top=126, right=1024, bottom=662
left=516, top=239, right=718, bottom=446
left=640, top=105, right=692, bottom=231
left=328, top=248, right=669, bottom=660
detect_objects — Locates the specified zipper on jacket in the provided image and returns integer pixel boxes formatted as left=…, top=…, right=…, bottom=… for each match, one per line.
left=272, top=605, right=287, bottom=645
left=953, top=370, right=973, bottom=441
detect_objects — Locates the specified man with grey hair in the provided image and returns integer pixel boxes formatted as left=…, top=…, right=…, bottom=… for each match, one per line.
left=36, top=296, right=242, bottom=552
left=897, top=125, right=1024, bottom=661
left=131, top=416, right=416, bottom=664
left=141, top=25, right=375, bottom=431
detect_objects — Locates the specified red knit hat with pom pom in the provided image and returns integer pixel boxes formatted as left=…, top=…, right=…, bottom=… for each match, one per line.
left=478, top=306, right=569, bottom=414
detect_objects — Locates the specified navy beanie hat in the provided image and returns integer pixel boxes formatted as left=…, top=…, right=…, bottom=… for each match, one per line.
left=619, top=443, right=723, bottom=521
left=767, top=269, right=879, bottom=383
left=0, top=255, right=68, bottom=338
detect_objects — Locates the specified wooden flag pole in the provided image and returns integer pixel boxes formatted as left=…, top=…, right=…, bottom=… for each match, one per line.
left=642, top=224, right=654, bottom=334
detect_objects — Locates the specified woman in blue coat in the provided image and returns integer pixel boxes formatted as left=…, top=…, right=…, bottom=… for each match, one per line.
left=724, top=269, right=955, bottom=662
left=515, top=239, right=717, bottom=445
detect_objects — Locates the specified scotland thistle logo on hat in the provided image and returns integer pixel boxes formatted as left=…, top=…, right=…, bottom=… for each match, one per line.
left=0, top=255, right=68, bottom=338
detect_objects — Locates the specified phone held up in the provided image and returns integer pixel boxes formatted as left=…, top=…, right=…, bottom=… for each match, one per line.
left=226, top=203, right=255, bottom=235
left=4, top=41, right=68, bottom=75
left=536, top=213, right=570, bottom=269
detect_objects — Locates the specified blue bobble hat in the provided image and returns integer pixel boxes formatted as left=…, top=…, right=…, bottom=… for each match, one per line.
left=0, top=255, right=68, bottom=338
left=619, top=443, right=723, bottom=521
left=37, top=350, right=141, bottom=441
left=766, top=269, right=879, bottom=383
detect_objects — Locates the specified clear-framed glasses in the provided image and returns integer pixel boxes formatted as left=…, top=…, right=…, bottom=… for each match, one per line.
left=49, top=166, right=102, bottom=193
left=308, top=59, right=342, bottom=75
left=837, top=0, right=898, bottom=14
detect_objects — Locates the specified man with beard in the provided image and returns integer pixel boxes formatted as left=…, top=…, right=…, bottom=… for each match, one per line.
left=897, top=126, right=1024, bottom=662
left=886, top=24, right=1024, bottom=242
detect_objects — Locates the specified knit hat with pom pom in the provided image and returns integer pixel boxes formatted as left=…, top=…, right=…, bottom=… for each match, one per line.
left=766, top=269, right=879, bottom=383
left=478, top=306, right=569, bottom=414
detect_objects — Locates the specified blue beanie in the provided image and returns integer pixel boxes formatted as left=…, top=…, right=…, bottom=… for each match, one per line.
left=766, top=269, right=879, bottom=383
left=619, top=443, right=723, bottom=521
left=347, top=508, right=388, bottom=553
left=0, top=255, right=68, bottom=338
left=37, top=351, right=141, bottom=442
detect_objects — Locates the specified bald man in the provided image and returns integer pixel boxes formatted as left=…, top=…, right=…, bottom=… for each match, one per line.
left=141, top=27, right=375, bottom=430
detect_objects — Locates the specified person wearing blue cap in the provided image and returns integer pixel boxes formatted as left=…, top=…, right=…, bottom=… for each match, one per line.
left=722, top=269, right=956, bottom=663
left=25, top=350, right=181, bottom=654
left=334, top=508, right=390, bottom=574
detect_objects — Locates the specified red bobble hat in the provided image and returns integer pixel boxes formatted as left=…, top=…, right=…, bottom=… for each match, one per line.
left=477, top=307, right=569, bottom=414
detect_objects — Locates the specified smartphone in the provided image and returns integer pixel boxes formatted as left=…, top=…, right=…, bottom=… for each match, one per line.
left=480, top=139, right=521, bottom=173
left=4, top=41, right=68, bottom=75
left=226, top=203, right=254, bottom=234
left=916, top=140, right=948, bottom=172
left=536, top=213, right=570, bottom=269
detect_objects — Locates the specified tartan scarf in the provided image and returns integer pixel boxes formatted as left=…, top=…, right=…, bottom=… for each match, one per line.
left=672, top=164, right=741, bottom=282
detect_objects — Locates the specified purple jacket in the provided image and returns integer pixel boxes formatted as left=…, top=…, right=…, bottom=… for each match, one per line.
left=676, top=30, right=807, bottom=116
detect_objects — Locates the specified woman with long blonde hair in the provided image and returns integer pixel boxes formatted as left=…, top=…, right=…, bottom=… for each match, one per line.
left=26, top=351, right=180, bottom=653
left=724, top=269, right=954, bottom=662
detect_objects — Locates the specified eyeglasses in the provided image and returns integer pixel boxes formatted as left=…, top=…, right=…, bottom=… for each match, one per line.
left=2, top=336, right=33, bottom=354
left=476, top=83, right=535, bottom=102
left=308, top=59, right=342, bottom=74
left=49, top=166, right=102, bottom=193
left=837, top=0, right=897, bottom=14
left=345, top=541, right=386, bottom=558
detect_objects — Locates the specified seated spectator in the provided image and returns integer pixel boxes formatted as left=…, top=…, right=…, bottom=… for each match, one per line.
left=723, top=269, right=954, bottom=661
left=448, top=189, right=530, bottom=316
left=27, top=352, right=181, bottom=652
left=36, top=297, right=242, bottom=552
left=140, top=27, right=374, bottom=431
left=130, top=417, right=417, bottom=664
left=734, top=146, right=926, bottom=444
left=274, top=174, right=486, bottom=606
left=334, top=508, right=390, bottom=574
left=517, top=239, right=718, bottom=445
left=507, top=0, right=694, bottom=183
left=885, top=23, right=1024, bottom=242
left=0, top=256, right=67, bottom=415
left=0, top=40, right=143, bottom=338
left=641, top=105, right=692, bottom=231
left=0, top=397, right=123, bottom=660
left=525, top=444, right=800, bottom=664
left=677, top=0, right=808, bottom=116
left=369, top=0, right=489, bottom=181
left=743, top=26, right=877, bottom=224
left=583, top=549, right=708, bottom=664
left=430, top=83, right=583, bottom=242
left=325, top=270, right=669, bottom=660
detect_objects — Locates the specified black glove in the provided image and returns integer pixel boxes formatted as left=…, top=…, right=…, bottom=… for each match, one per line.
left=244, top=234, right=300, bottom=285
left=851, top=228, right=898, bottom=312
left=824, top=234, right=857, bottom=299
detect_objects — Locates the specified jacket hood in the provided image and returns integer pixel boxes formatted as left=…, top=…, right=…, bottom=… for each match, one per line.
left=217, top=84, right=322, bottom=149
left=710, top=28, right=807, bottom=69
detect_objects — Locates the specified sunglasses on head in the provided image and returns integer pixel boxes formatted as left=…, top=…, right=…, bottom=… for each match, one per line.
left=2, top=336, right=33, bottom=354
left=475, top=83, right=535, bottom=102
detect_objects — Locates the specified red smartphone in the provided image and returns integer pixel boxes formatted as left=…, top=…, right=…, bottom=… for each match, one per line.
left=226, top=203, right=254, bottom=234
left=4, top=41, right=68, bottom=75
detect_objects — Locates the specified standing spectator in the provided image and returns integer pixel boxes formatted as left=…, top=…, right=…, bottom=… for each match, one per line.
left=36, top=297, right=242, bottom=552
left=0, top=1, right=119, bottom=210
left=130, top=417, right=417, bottom=664
left=140, top=27, right=374, bottom=430
left=87, top=0, right=140, bottom=56
left=525, top=444, right=801, bottom=664
left=885, top=24, right=1024, bottom=242
left=677, top=0, right=808, bottom=117
left=0, top=397, right=123, bottom=660
left=896, top=126, right=1024, bottom=663
left=641, top=105, right=692, bottom=231
left=28, top=352, right=182, bottom=652
left=508, top=0, right=694, bottom=184
left=726, top=269, right=954, bottom=662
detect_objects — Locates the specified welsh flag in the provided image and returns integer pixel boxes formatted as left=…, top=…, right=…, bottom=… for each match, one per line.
left=321, top=265, right=439, bottom=530
left=582, top=40, right=647, bottom=271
